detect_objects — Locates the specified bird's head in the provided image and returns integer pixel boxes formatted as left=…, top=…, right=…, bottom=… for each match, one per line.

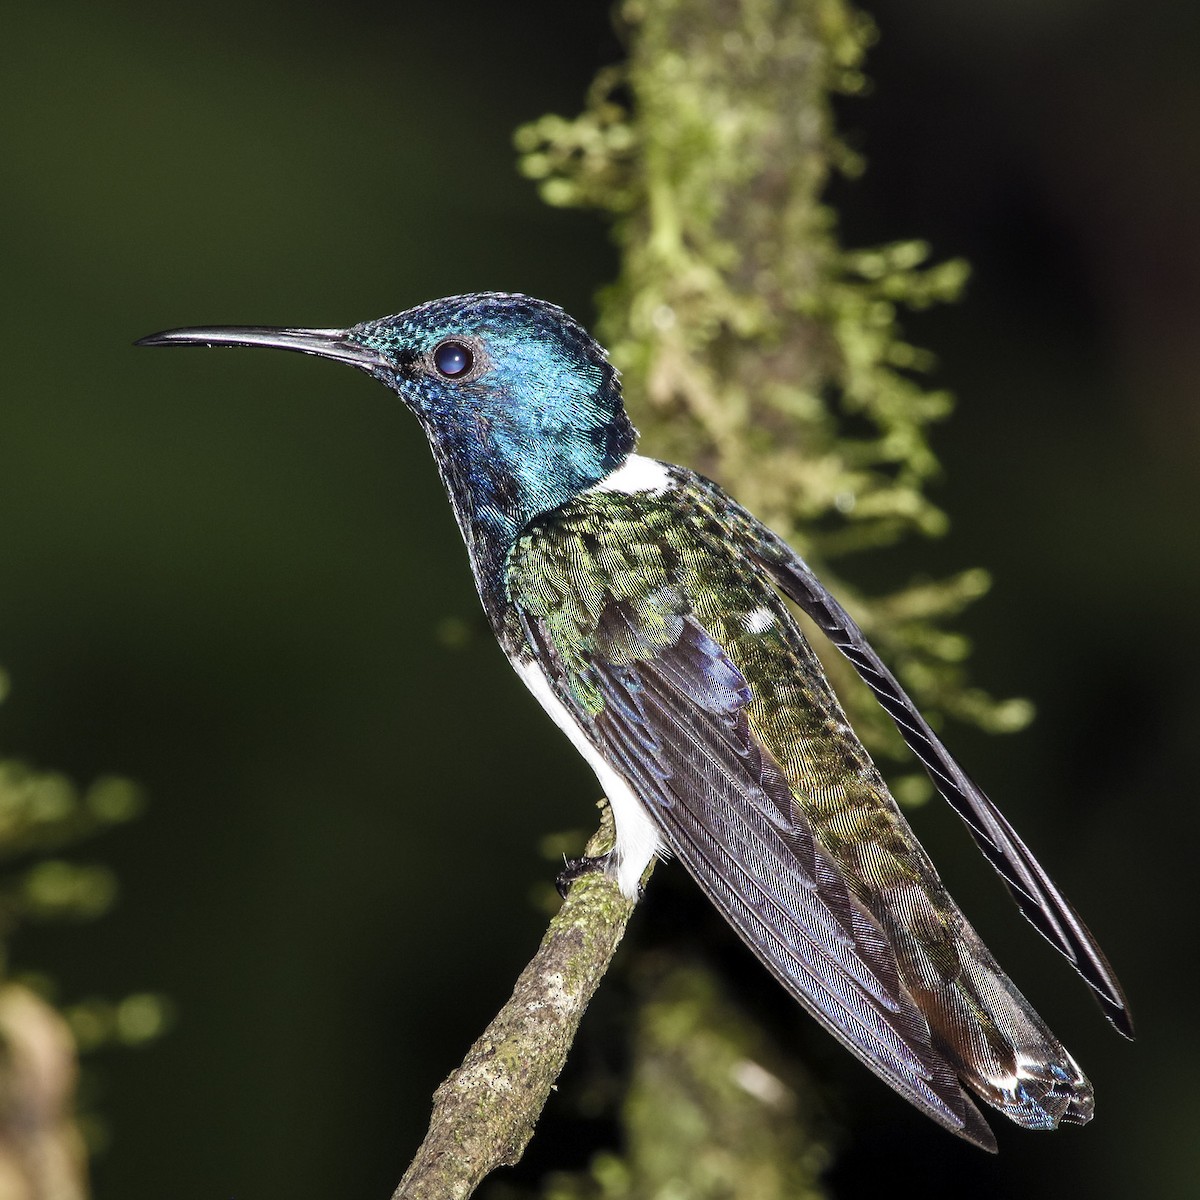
left=139, top=293, right=637, bottom=587
left=352, top=293, right=635, bottom=499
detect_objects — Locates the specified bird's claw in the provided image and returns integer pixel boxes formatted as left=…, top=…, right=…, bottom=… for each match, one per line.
left=556, top=853, right=612, bottom=899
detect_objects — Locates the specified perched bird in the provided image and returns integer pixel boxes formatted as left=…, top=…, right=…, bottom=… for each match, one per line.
left=138, top=292, right=1130, bottom=1149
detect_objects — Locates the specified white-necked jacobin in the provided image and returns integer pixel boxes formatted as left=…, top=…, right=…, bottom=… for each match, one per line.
left=138, top=292, right=1131, bottom=1150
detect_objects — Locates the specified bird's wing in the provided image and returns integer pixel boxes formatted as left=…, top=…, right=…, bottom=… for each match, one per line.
left=514, top=599, right=996, bottom=1149
left=744, top=522, right=1133, bottom=1038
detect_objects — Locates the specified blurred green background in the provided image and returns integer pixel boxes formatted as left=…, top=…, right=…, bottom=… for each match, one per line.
left=3, top=1, right=1197, bottom=1197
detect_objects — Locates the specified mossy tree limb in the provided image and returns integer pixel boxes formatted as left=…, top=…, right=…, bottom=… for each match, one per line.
left=543, top=962, right=832, bottom=1200
left=518, top=0, right=1029, bottom=804
left=393, top=808, right=638, bottom=1200
left=0, top=985, right=87, bottom=1200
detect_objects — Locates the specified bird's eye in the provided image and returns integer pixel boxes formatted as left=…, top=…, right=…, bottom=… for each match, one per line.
left=433, top=341, right=473, bottom=378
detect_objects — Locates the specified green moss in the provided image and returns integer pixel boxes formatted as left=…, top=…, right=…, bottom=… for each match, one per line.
left=542, top=964, right=830, bottom=1200
left=517, top=0, right=1029, bottom=799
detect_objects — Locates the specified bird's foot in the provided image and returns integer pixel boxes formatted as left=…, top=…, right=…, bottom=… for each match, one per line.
left=556, top=852, right=614, bottom=899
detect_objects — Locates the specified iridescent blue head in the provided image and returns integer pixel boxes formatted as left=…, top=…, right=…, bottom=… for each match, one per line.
left=137, top=292, right=637, bottom=600
left=353, top=294, right=635, bottom=547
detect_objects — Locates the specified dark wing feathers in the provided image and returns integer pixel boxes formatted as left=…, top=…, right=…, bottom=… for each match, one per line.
left=753, top=544, right=1134, bottom=1039
left=521, top=605, right=996, bottom=1148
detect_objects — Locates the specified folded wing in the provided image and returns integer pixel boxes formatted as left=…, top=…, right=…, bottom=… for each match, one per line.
left=746, top=530, right=1132, bottom=1038
left=519, top=604, right=998, bottom=1149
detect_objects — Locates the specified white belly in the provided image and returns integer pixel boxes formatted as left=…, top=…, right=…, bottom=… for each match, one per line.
left=514, top=658, right=662, bottom=897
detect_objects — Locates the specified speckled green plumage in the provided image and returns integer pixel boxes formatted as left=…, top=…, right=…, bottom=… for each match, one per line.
left=509, top=474, right=938, bottom=915
left=506, top=468, right=1086, bottom=1140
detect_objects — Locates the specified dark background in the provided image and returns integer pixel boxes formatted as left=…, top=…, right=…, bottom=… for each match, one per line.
left=3, top=2, right=1196, bottom=1197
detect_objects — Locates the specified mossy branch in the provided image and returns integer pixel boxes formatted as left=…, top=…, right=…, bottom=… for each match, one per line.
left=518, top=0, right=1030, bottom=794
left=393, top=807, right=637, bottom=1200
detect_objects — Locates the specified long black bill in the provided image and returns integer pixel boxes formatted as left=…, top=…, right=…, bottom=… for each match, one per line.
left=135, top=325, right=389, bottom=373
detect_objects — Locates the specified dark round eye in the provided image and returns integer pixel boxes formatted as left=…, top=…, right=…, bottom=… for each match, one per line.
left=433, top=341, right=473, bottom=378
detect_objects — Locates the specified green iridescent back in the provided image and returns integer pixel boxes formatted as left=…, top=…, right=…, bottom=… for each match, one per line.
left=504, top=467, right=1094, bottom=1138
left=508, top=473, right=943, bottom=913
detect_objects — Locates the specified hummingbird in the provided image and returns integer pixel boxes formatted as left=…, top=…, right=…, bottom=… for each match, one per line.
left=138, top=292, right=1131, bottom=1150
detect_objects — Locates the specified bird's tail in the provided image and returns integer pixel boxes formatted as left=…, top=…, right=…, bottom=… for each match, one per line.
left=881, top=882, right=1094, bottom=1129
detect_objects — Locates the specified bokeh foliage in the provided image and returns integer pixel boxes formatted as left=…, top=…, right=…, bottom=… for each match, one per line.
left=0, top=670, right=167, bottom=1195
